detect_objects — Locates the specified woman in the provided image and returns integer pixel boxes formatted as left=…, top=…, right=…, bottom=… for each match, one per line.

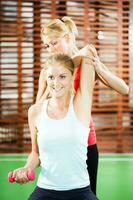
left=11, top=52, right=97, bottom=200
left=36, top=16, right=129, bottom=195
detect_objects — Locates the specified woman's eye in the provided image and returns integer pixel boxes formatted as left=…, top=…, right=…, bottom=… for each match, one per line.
left=60, top=75, right=66, bottom=79
left=51, top=42, right=57, bottom=46
left=44, top=44, right=49, bottom=49
left=48, top=75, right=54, bottom=80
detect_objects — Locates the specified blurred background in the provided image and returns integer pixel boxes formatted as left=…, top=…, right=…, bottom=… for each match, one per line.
left=0, top=0, right=133, bottom=200
left=0, top=0, right=133, bottom=153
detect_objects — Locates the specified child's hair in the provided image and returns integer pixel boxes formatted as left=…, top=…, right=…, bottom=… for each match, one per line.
left=41, top=16, right=78, bottom=54
left=46, top=53, right=75, bottom=75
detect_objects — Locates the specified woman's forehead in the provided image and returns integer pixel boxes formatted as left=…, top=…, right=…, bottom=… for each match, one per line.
left=43, top=35, right=60, bottom=43
left=47, top=64, right=69, bottom=74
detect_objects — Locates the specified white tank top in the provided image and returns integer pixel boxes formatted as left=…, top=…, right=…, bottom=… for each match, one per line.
left=36, top=97, right=90, bottom=190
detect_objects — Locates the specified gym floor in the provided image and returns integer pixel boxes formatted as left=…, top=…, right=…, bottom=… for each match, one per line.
left=0, top=153, right=133, bottom=200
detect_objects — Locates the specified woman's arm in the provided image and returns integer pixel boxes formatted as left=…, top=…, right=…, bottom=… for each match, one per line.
left=12, top=105, right=40, bottom=184
left=74, top=47, right=95, bottom=127
left=36, top=67, right=48, bottom=103
left=87, top=45, right=129, bottom=95
left=93, top=57, right=129, bottom=95
left=73, top=44, right=129, bottom=95
left=24, top=105, right=40, bottom=169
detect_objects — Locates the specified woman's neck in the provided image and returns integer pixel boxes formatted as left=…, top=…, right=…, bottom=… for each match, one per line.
left=49, top=92, right=71, bottom=110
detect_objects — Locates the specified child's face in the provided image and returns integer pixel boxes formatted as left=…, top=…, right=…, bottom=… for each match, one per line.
left=46, top=63, right=73, bottom=98
left=42, top=35, right=70, bottom=55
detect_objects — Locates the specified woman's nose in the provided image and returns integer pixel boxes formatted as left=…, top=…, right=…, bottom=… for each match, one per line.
left=53, top=79, right=60, bottom=87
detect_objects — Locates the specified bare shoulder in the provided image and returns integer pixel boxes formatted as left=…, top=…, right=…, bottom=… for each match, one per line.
left=28, top=102, right=44, bottom=118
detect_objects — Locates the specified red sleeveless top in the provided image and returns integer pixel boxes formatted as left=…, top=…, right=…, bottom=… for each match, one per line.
left=74, top=67, right=96, bottom=145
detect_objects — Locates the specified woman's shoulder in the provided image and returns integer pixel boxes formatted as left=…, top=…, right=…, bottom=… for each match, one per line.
left=28, top=101, right=46, bottom=117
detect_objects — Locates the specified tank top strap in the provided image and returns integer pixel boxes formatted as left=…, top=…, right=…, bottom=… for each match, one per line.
left=67, top=95, right=75, bottom=117
left=35, top=100, right=48, bottom=127
left=69, top=95, right=74, bottom=106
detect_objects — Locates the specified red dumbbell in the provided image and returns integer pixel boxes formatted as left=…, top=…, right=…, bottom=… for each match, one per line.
left=8, top=170, right=35, bottom=183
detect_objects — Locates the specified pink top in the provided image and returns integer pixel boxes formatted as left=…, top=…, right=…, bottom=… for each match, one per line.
left=74, top=67, right=96, bottom=145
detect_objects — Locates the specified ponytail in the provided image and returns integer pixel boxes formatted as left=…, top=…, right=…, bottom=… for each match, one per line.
left=61, top=16, right=78, bottom=54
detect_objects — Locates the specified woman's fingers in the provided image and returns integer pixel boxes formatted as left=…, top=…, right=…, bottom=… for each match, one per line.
left=85, top=45, right=94, bottom=58
left=83, top=55, right=103, bottom=74
left=89, top=44, right=98, bottom=57
left=13, top=168, right=29, bottom=184
left=85, top=44, right=99, bottom=60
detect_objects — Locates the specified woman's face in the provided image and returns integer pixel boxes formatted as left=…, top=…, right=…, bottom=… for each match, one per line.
left=42, top=34, right=71, bottom=55
left=46, top=63, right=72, bottom=98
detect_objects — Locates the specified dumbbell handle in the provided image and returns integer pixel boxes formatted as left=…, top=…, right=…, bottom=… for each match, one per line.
left=8, top=170, right=35, bottom=183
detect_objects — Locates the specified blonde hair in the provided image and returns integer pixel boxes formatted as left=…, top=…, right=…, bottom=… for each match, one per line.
left=46, top=53, right=74, bottom=75
left=41, top=16, right=78, bottom=54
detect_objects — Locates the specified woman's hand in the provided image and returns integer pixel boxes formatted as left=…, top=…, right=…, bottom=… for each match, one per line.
left=92, top=57, right=107, bottom=75
left=84, top=44, right=107, bottom=75
left=86, top=44, right=98, bottom=58
left=80, top=44, right=98, bottom=59
left=77, top=44, right=129, bottom=94
left=9, top=167, right=34, bottom=184
left=72, top=44, right=98, bottom=67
